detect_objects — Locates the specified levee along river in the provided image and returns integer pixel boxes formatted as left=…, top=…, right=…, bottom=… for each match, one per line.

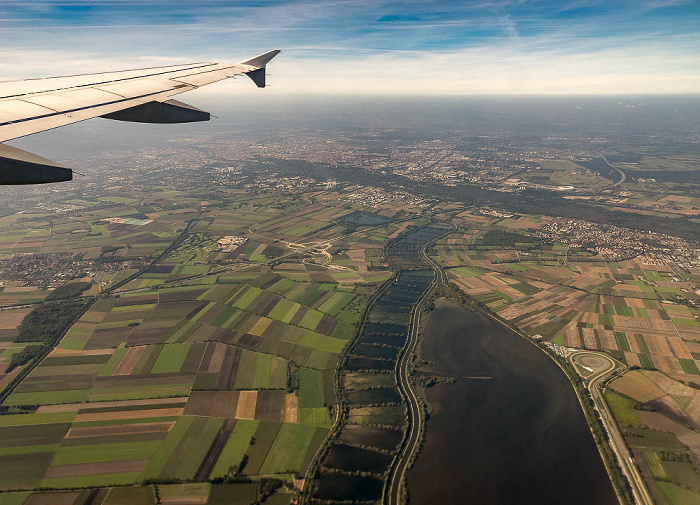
left=408, top=299, right=617, bottom=505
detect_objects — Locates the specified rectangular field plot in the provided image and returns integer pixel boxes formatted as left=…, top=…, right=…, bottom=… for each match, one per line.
left=259, top=424, right=327, bottom=475
left=298, top=368, right=325, bottom=409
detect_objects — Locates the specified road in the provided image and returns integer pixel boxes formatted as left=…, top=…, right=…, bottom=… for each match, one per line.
left=596, top=153, right=626, bottom=192
left=384, top=242, right=443, bottom=505
left=601, top=154, right=626, bottom=187
left=569, top=351, right=653, bottom=505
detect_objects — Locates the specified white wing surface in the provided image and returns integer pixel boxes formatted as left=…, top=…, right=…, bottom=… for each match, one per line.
left=0, top=50, right=280, bottom=184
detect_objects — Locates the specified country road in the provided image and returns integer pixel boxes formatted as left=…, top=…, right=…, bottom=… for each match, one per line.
left=384, top=242, right=444, bottom=505
left=570, top=351, right=653, bottom=505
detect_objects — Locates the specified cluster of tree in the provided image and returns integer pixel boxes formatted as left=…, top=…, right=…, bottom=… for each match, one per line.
left=236, top=453, right=249, bottom=474
left=658, top=451, right=690, bottom=463
left=210, top=474, right=286, bottom=503
left=16, top=299, right=90, bottom=345
left=6, top=344, right=48, bottom=373
left=0, top=404, right=38, bottom=415
left=258, top=478, right=284, bottom=502
left=413, top=375, right=455, bottom=388
left=210, top=475, right=252, bottom=484
left=45, top=281, right=91, bottom=301
left=100, top=245, right=123, bottom=255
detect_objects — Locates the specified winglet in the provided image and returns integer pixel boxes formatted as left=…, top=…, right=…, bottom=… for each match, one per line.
left=241, top=50, right=281, bottom=69
left=241, top=50, right=281, bottom=88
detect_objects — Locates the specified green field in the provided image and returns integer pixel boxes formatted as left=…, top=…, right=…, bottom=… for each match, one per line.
left=298, top=368, right=325, bottom=408
left=259, top=424, right=320, bottom=474
left=151, top=343, right=191, bottom=373
left=605, top=390, right=643, bottom=428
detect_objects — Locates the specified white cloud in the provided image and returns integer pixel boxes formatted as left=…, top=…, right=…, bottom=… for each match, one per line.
left=236, top=35, right=700, bottom=95
left=0, top=2, right=697, bottom=95
left=2, top=36, right=698, bottom=96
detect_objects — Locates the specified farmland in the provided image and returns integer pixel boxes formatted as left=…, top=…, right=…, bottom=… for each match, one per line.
left=0, top=266, right=351, bottom=493
left=0, top=185, right=424, bottom=503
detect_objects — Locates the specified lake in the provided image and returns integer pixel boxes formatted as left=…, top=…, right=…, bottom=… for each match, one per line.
left=407, top=299, right=617, bottom=505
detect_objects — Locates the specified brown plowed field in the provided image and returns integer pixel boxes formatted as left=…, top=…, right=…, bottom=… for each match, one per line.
left=316, top=315, right=337, bottom=336
left=211, top=342, right=231, bottom=374
left=216, top=346, right=242, bottom=389
left=73, top=407, right=184, bottom=423
left=255, top=390, right=285, bottom=422
left=285, top=393, right=298, bottom=423
left=185, top=391, right=240, bottom=418
left=113, top=346, right=146, bottom=375
left=236, top=391, right=258, bottom=420
left=235, top=333, right=263, bottom=350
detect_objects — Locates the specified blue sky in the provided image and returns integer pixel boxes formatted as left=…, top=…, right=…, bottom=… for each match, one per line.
left=1, top=1, right=699, bottom=94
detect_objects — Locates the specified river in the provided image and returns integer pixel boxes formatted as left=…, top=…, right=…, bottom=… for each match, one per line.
left=407, top=299, right=618, bottom=505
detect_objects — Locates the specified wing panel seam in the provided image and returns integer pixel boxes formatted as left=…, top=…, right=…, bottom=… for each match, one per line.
left=0, top=62, right=217, bottom=100
left=0, top=88, right=182, bottom=126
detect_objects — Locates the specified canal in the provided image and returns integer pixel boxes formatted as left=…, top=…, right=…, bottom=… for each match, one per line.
left=311, top=225, right=448, bottom=503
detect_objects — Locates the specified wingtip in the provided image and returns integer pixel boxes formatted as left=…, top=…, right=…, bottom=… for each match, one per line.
left=241, top=50, right=281, bottom=69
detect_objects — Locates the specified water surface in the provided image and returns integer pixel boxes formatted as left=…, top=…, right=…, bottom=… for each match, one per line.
left=408, top=299, right=617, bottom=505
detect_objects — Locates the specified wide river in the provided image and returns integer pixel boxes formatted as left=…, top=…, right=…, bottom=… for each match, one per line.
left=407, top=299, right=617, bottom=504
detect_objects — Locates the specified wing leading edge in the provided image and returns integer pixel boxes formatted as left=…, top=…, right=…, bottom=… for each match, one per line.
left=0, top=49, right=280, bottom=184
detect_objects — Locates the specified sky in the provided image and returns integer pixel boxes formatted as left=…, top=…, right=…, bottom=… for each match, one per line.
left=0, top=0, right=699, bottom=95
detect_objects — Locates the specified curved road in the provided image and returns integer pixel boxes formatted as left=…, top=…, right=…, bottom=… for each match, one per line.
left=384, top=243, right=443, bottom=505
left=600, top=154, right=626, bottom=187
left=569, top=351, right=653, bottom=505
left=595, top=153, right=626, bottom=193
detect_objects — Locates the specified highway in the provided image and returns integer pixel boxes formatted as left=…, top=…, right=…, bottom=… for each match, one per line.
left=569, top=351, right=653, bottom=505
left=600, top=154, right=627, bottom=188
left=595, top=153, right=627, bottom=193
left=384, top=242, right=443, bottom=505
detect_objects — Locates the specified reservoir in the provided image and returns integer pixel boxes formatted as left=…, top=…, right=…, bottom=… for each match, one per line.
left=407, top=299, right=617, bottom=505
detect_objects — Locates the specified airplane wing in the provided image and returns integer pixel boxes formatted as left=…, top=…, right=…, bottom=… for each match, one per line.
left=0, top=49, right=280, bottom=185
